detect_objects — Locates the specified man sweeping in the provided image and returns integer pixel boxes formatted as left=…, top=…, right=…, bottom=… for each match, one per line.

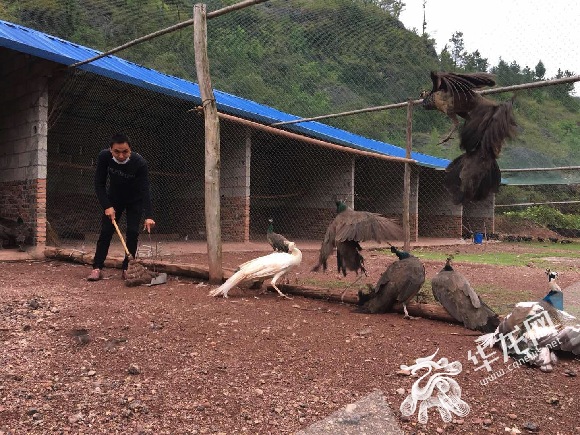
left=87, top=133, right=155, bottom=281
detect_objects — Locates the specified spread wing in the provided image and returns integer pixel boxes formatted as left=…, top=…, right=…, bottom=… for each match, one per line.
left=312, top=218, right=338, bottom=272
left=430, top=71, right=496, bottom=110
left=313, top=208, right=402, bottom=272
left=431, top=71, right=495, bottom=93
left=334, top=209, right=403, bottom=243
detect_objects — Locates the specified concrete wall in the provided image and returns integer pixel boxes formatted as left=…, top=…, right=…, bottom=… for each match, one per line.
left=220, top=125, right=251, bottom=242
left=0, top=50, right=51, bottom=246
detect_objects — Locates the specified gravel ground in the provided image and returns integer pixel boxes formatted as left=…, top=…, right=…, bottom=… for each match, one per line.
left=1, top=243, right=579, bottom=434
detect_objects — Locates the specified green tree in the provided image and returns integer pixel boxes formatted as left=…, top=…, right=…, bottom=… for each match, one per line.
left=534, top=60, right=546, bottom=80
left=438, top=44, right=454, bottom=71
left=463, top=49, right=488, bottom=72
left=374, top=0, right=406, bottom=18
left=448, top=31, right=465, bottom=68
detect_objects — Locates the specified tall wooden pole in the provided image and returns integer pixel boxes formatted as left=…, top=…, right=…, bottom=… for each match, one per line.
left=194, top=3, right=222, bottom=283
left=403, top=101, right=413, bottom=251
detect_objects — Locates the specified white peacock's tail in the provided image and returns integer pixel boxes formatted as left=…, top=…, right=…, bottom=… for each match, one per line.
left=399, top=349, right=470, bottom=424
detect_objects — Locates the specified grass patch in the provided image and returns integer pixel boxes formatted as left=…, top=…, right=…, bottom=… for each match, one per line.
left=415, top=280, right=533, bottom=316
left=377, top=242, right=580, bottom=269
left=474, top=284, right=536, bottom=315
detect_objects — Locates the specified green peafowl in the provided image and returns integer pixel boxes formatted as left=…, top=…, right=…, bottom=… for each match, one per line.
left=209, top=242, right=302, bottom=299
left=312, top=200, right=403, bottom=278
left=357, top=246, right=425, bottom=319
left=476, top=269, right=580, bottom=372
left=431, top=257, right=500, bottom=333
left=267, top=218, right=290, bottom=253
left=420, top=71, right=517, bottom=205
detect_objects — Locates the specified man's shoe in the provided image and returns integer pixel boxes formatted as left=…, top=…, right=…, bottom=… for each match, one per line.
left=122, top=270, right=127, bottom=280
left=87, top=269, right=102, bottom=281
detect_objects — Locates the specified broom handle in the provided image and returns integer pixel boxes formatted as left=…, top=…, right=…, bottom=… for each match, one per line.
left=111, top=219, right=132, bottom=258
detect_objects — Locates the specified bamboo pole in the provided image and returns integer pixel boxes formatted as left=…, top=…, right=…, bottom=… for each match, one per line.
left=502, top=166, right=580, bottom=172
left=69, top=0, right=270, bottom=69
left=213, top=111, right=415, bottom=164
left=271, top=100, right=422, bottom=126
left=495, top=200, right=580, bottom=208
left=194, top=4, right=222, bottom=284
left=272, top=75, right=580, bottom=127
left=402, top=101, right=413, bottom=251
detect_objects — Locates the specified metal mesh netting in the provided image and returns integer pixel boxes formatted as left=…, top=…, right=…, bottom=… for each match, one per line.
left=2, top=0, right=579, bottom=251
left=45, top=70, right=417, bottom=251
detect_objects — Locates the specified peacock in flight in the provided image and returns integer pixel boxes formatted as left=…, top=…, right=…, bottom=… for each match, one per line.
left=358, top=246, right=425, bottom=319
left=476, top=269, right=580, bottom=372
left=431, top=257, right=500, bottom=333
left=312, top=200, right=403, bottom=278
left=420, top=71, right=517, bottom=205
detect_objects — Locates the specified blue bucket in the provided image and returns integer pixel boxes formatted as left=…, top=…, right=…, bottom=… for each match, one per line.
left=474, top=232, right=484, bottom=244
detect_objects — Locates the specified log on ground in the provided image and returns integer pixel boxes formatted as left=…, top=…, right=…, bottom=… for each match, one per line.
left=267, top=283, right=462, bottom=325
left=43, top=247, right=236, bottom=281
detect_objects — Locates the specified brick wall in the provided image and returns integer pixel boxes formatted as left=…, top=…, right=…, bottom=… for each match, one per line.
left=419, top=215, right=462, bottom=238
left=0, top=50, right=51, bottom=246
left=221, top=196, right=249, bottom=242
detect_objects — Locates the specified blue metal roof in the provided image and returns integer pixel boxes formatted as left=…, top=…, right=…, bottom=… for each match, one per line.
left=0, top=19, right=449, bottom=169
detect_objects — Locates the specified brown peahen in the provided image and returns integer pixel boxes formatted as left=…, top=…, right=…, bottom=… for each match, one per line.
left=421, top=71, right=517, bottom=205
left=357, top=246, right=425, bottom=319
left=431, top=257, right=500, bottom=333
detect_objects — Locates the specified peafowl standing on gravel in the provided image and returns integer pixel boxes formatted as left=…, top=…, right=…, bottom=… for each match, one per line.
left=358, top=246, right=425, bottom=319
left=431, top=257, right=500, bottom=333
left=476, top=269, right=580, bottom=372
left=209, top=242, right=302, bottom=299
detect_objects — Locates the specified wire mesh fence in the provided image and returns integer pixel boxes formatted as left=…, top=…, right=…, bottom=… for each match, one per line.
left=1, top=0, right=580, bottom=258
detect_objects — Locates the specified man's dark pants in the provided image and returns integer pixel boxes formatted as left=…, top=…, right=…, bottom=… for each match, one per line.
left=92, top=201, right=142, bottom=270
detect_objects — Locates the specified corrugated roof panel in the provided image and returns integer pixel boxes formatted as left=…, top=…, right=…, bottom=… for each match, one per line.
left=0, top=19, right=449, bottom=169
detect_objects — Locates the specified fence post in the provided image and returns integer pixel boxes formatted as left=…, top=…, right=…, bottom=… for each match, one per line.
left=403, top=101, right=413, bottom=251
left=194, top=3, right=222, bottom=284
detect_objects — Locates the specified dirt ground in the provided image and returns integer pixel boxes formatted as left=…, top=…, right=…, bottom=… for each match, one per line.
left=1, top=242, right=579, bottom=435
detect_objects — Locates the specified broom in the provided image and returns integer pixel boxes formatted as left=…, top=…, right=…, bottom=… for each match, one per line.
left=111, top=219, right=154, bottom=287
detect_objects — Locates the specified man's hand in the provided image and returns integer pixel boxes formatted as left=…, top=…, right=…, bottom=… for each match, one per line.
left=143, top=218, right=156, bottom=233
left=104, top=207, right=116, bottom=222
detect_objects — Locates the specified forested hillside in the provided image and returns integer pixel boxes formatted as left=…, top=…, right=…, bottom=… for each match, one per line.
left=2, top=0, right=579, bottom=173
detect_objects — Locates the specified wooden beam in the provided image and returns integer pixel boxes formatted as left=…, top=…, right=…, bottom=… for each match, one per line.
left=194, top=4, right=222, bottom=284
left=402, top=101, right=413, bottom=251
left=69, top=0, right=271, bottom=68
left=214, top=111, right=415, bottom=164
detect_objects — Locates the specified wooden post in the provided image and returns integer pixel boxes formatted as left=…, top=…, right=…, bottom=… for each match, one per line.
left=194, top=3, right=222, bottom=284
left=244, top=127, right=252, bottom=243
left=403, top=101, right=413, bottom=251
